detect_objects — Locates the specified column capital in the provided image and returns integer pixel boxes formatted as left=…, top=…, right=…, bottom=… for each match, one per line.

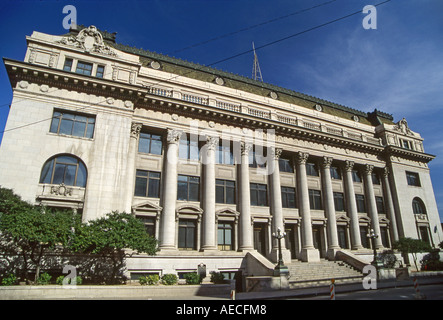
left=344, top=160, right=355, bottom=172
left=205, top=135, right=219, bottom=151
left=130, top=122, right=143, bottom=139
left=240, top=141, right=253, bottom=156
left=270, top=147, right=283, bottom=160
left=295, top=151, right=309, bottom=165
left=320, top=156, right=333, bottom=169
left=364, top=164, right=374, bottom=176
left=166, top=128, right=182, bottom=145
left=382, top=166, right=390, bottom=178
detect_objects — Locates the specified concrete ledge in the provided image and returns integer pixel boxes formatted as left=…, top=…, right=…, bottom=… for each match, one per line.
left=0, top=283, right=233, bottom=300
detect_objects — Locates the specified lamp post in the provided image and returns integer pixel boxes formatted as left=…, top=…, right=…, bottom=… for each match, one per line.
left=367, top=228, right=381, bottom=279
left=272, top=227, right=289, bottom=277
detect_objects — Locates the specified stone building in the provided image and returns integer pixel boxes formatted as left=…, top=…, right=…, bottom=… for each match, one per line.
left=1, top=25, right=441, bottom=280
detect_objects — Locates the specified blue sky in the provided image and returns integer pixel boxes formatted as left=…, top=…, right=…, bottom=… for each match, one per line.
left=0, top=0, right=442, bottom=220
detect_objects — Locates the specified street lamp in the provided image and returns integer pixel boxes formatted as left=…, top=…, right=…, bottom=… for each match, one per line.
left=272, top=227, right=289, bottom=277
left=367, top=229, right=381, bottom=278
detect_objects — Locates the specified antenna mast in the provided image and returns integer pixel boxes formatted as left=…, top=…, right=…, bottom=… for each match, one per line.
left=252, top=42, right=263, bottom=82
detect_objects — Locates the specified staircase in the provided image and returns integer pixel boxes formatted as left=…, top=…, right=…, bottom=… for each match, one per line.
left=287, top=259, right=364, bottom=288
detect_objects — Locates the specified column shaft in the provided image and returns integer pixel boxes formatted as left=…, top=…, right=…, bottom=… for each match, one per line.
left=364, top=165, right=383, bottom=248
left=239, top=142, right=254, bottom=251
left=343, top=161, right=363, bottom=250
left=125, top=122, right=142, bottom=212
left=382, top=167, right=399, bottom=242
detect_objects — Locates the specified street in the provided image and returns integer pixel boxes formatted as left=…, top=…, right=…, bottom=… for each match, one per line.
left=290, top=283, right=443, bottom=300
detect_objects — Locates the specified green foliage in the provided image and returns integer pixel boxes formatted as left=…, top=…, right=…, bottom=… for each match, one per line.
left=183, top=272, right=202, bottom=285
left=439, top=241, right=443, bottom=250
left=1, top=274, right=17, bottom=286
left=421, top=250, right=443, bottom=271
left=36, top=272, right=52, bottom=285
left=210, top=271, right=225, bottom=284
left=161, top=273, right=178, bottom=285
left=56, top=275, right=83, bottom=285
left=393, top=237, right=433, bottom=270
left=139, top=274, right=159, bottom=285
left=377, top=250, right=398, bottom=269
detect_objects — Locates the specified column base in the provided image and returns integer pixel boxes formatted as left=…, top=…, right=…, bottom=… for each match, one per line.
left=327, top=248, right=340, bottom=260
left=158, top=246, right=179, bottom=255
left=270, top=248, right=292, bottom=264
left=300, top=247, right=320, bottom=262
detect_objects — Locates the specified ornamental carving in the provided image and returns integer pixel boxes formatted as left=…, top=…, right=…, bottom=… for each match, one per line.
left=166, top=129, right=182, bottom=144
left=393, top=118, right=414, bottom=136
left=240, top=141, right=253, bottom=156
left=270, top=147, right=283, bottom=160
left=205, top=136, right=219, bottom=151
left=130, top=122, right=142, bottom=138
left=321, top=156, right=333, bottom=169
left=364, top=164, right=374, bottom=176
left=50, top=184, right=73, bottom=196
left=56, top=26, right=117, bottom=57
left=344, top=160, right=354, bottom=172
left=295, top=151, right=309, bottom=165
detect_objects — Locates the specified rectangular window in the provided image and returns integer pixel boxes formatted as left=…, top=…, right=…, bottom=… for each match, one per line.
left=178, top=219, right=197, bottom=250
left=330, top=166, right=342, bottom=180
left=355, top=194, right=366, bottom=213
left=179, top=134, right=200, bottom=161
left=333, top=192, right=346, bottom=212
left=215, top=179, right=236, bottom=204
left=249, top=150, right=266, bottom=168
left=306, top=163, right=319, bottom=176
left=375, top=196, right=385, bottom=214
left=137, top=216, right=156, bottom=237
left=406, top=171, right=421, bottom=187
left=360, top=226, right=370, bottom=248
left=75, top=61, right=93, bottom=76
left=177, top=175, right=200, bottom=201
left=96, top=65, right=105, bottom=78
left=134, top=170, right=161, bottom=198
left=309, top=189, right=322, bottom=210
left=372, top=172, right=381, bottom=185
left=138, top=132, right=163, bottom=155
left=50, top=110, right=95, bottom=138
left=216, top=142, right=234, bottom=165
left=63, top=58, right=73, bottom=72
left=218, top=223, right=233, bottom=251
left=400, top=139, right=413, bottom=150
left=281, top=186, right=296, bottom=208
left=279, top=158, right=294, bottom=173
left=352, top=170, right=362, bottom=183
left=250, top=183, right=268, bottom=206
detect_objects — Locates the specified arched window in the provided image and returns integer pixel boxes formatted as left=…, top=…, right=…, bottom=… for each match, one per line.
left=39, top=155, right=87, bottom=187
left=412, top=197, right=426, bottom=215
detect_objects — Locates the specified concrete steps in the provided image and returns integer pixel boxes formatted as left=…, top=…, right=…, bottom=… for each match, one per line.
left=287, top=259, right=364, bottom=288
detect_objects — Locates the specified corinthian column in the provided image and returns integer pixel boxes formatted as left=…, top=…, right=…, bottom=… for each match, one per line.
left=201, top=135, right=218, bottom=251
left=269, top=147, right=291, bottom=263
left=320, top=156, right=340, bottom=259
left=382, top=167, right=399, bottom=242
left=159, top=128, right=182, bottom=251
left=363, top=164, right=383, bottom=249
left=296, top=152, right=320, bottom=262
left=125, top=122, right=142, bottom=212
left=343, top=161, right=363, bottom=250
left=238, top=141, right=254, bottom=251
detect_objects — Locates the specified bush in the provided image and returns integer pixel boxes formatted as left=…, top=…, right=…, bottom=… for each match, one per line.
left=139, top=274, right=159, bottom=285
left=56, top=275, right=83, bottom=285
left=37, top=272, right=52, bottom=285
left=184, top=272, right=202, bottom=285
left=210, top=271, right=225, bottom=284
left=161, top=273, right=178, bottom=285
left=1, top=274, right=17, bottom=286
left=421, top=250, right=443, bottom=271
left=378, top=250, right=398, bottom=268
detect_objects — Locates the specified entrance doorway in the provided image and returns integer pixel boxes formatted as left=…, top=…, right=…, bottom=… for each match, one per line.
left=253, top=223, right=267, bottom=256
left=285, top=225, right=297, bottom=258
left=312, top=226, right=324, bottom=257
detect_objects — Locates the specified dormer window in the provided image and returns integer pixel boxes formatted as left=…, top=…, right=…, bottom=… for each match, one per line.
left=76, top=61, right=93, bottom=76
left=400, top=138, right=413, bottom=150
left=63, top=58, right=73, bottom=72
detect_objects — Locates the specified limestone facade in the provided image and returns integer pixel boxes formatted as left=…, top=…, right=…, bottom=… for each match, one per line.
left=1, top=26, right=442, bottom=279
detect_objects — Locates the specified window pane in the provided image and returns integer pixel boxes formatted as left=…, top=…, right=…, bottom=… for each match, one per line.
left=138, top=137, right=150, bottom=153
left=53, top=164, right=66, bottom=184
left=148, top=178, right=160, bottom=198
left=177, top=181, right=188, bottom=200
left=86, top=123, right=95, bottom=138
left=50, top=116, right=60, bottom=133
left=57, top=155, right=78, bottom=164
left=250, top=189, right=258, bottom=206
left=64, top=165, right=76, bottom=186
left=189, top=183, right=199, bottom=201
left=216, top=185, right=224, bottom=203
left=150, top=140, right=162, bottom=155
left=226, top=187, right=235, bottom=204
left=76, top=163, right=87, bottom=187
left=59, top=119, right=73, bottom=135
left=134, top=177, right=147, bottom=197
left=40, top=159, right=54, bottom=184
left=72, top=121, right=86, bottom=137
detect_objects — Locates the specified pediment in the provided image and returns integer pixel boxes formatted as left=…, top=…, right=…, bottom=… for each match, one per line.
left=132, top=200, right=162, bottom=213
left=216, top=208, right=239, bottom=216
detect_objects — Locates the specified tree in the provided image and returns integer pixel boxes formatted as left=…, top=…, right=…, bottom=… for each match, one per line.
left=71, top=211, right=158, bottom=283
left=0, top=188, right=79, bottom=283
left=392, top=237, right=432, bottom=271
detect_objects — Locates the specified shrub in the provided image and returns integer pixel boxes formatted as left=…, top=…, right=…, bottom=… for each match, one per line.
left=37, top=272, right=52, bottom=285
left=210, top=271, right=225, bottom=284
left=161, top=273, right=178, bottom=285
left=378, top=250, right=398, bottom=268
left=421, top=250, right=443, bottom=271
left=1, top=274, right=17, bottom=286
left=139, top=274, right=159, bottom=285
left=56, top=275, right=83, bottom=285
left=184, top=272, right=201, bottom=285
